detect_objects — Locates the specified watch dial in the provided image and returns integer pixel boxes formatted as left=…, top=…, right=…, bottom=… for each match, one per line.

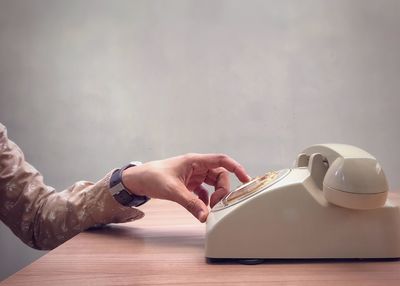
left=212, top=169, right=290, bottom=211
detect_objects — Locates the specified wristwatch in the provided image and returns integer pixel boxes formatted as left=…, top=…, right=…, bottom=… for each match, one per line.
left=109, top=161, right=150, bottom=207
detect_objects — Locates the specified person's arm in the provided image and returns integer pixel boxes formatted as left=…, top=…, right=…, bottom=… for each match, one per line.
left=0, top=123, right=250, bottom=250
left=0, top=123, right=144, bottom=250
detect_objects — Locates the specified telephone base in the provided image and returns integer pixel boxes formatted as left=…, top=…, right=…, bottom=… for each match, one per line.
left=205, top=167, right=400, bottom=260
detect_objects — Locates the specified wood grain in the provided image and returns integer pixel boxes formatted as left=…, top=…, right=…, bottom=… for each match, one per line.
left=2, top=198, right=400, bottom=285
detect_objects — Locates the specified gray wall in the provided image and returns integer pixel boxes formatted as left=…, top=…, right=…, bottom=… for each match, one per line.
left=1, top=0, right=399, bottom=281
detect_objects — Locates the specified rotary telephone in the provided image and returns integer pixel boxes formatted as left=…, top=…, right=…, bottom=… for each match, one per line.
left=205, top=144, right=400, bottom=262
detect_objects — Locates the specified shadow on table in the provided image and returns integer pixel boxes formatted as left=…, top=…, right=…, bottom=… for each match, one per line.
left=85, top=223, right=204, bottom=249
left=207, top=257, right=400, bottom=265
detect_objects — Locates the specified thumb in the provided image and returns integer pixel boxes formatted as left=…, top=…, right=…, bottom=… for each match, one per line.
left=174, top=182, right=209, bottom=223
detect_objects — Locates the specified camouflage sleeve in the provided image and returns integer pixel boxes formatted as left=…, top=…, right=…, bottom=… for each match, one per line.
left=0, top=123, right=144, bottom=250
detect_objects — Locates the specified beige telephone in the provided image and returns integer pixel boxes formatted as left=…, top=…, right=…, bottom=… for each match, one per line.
left=205, top=144, right=400, bottom=262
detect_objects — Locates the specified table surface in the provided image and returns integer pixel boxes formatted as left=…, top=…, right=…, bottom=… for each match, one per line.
left=2, top=198, right=400, bottom=286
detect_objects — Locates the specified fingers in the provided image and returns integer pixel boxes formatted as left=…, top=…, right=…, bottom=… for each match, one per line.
left=209, top=168, right=230, bottom=208
left=187, top=153, right=250, bottom=183
left=173, top=181, right=209, bottom=223
left=193, top=185, right=209, bottom=206
left=203, top=167, right=230, bottom=208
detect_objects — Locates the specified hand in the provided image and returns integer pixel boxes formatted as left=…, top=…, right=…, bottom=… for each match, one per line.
left=122, top=153, right=250, bottom=222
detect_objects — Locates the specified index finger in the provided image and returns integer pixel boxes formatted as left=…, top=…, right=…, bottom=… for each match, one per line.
left=187, top=153, right=250, bottom=183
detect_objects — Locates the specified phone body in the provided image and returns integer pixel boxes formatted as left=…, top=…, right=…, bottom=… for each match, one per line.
left=205, top=144, right=400, bottom=262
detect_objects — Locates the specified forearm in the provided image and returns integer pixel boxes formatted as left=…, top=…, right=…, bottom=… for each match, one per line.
left=0, top=123, right=144, bottom=250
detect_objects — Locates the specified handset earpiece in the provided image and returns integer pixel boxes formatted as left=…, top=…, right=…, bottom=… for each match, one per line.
left=323, top=156, right=388, bottom=210
left=302, top=144, right=389, bottom=210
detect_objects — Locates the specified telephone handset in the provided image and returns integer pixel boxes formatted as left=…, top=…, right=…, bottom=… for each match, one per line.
left=297, top=144, right=389, bottom=210
left=206, top=143, right=400, bottom=261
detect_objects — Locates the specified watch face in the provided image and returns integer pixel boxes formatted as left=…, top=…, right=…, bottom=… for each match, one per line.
left=212, top=169, right=290, bottom=211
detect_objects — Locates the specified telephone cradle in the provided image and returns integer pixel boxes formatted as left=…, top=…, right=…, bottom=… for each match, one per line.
left=205, top=144, right=400, bottom=262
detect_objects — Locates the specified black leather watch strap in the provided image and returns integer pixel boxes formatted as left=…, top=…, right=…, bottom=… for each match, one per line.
left=109, top=162, right=150, bottom=207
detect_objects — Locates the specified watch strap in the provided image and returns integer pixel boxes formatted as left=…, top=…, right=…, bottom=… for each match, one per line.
left=109, top=162, right=150, bottom=207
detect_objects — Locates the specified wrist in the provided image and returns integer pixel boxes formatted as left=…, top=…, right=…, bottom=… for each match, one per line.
left=122, top=165, right=146, bottom=197
left=109, top=162, right=150, bottom=207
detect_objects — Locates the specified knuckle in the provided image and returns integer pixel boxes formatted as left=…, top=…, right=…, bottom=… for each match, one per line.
left=215, top=167, right=227, bottom=177
left=235, top=163, right=243, bottom=171
left=184, top=198, right=198, bottom=213
left=217, top=153, right=228, bottom=162
left=183, top=153, right=196, bottom=161
left=219, top=166, right=229, bottom=173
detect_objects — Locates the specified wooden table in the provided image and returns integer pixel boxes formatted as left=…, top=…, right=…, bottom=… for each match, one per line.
left=2, top=199, right=400, bottom=285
